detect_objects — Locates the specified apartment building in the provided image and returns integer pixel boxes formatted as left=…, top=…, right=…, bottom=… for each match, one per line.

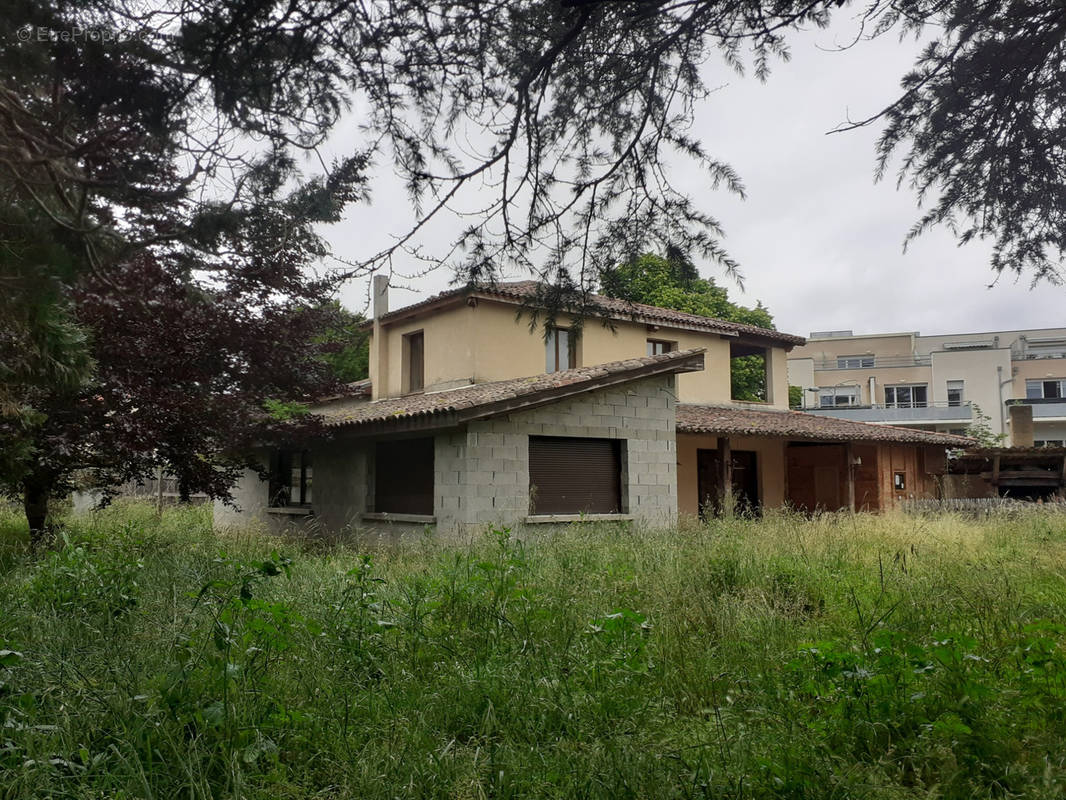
left=788, top=327, right=1066, bottom=447
left=216, top=280, right=968, bottom=536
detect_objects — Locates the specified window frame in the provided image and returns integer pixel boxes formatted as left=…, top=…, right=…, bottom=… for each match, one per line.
left=884, top=384, right=929, bottom=409
left=403, top=330, right=425, bottom=394
left=837, top=355, right=875, bottom=369
left=818, top=386, right=860, bottom=408
left=893, top=471, right=907, bottom=491
left=269, top=449, right=313, bottom=507
left=946, top=380, right=965, bottom=407
left=546, top=326, right=576, bottom=373
left=1026, top=378, right=1066, bottom=400
left=646, top=338, right=677, bottom=357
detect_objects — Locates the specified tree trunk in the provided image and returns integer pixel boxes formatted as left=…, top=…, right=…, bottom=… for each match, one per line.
left=24, top=479, right=51, bottom=546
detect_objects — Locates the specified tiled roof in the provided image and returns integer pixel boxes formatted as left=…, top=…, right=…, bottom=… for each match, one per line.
left=313, top=348, right=705, bottom=429
left=676, top=404, right=975, bottom=447
left=374, top=280, right=805, bottom=346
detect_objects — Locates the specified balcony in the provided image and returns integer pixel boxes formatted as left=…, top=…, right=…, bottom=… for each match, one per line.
left=804, top=401, right=974, bottom=426
left=1006, top=398, right=1066, bottom=421
left=813, top=354, right=932, bottom=370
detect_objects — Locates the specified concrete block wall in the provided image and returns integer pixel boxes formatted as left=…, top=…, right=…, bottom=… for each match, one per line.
left=442, top=374, right=678, bottom=530
left=217, top=374, right=679, bottom=536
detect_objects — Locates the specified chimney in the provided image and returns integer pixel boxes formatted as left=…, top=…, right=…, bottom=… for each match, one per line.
left=373, top=274, right=389, bottom=320
left=371, top=275, right=389, bottom=399
left=1009, top=404, right=1034, bottom=448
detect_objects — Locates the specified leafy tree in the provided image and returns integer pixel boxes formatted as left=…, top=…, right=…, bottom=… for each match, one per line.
left=788, top=385, right=804, bottom=409
left=600, top=253, right=777, bottom=401
left=318, top=303, right=370, bottom=384
left=963, top=404, right=1007, bottom=449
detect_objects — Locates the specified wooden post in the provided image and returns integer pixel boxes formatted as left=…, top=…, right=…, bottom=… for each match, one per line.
left=717, top=436, right=733, bottom=517
left=845, top=442, right=856, bottom=513
left=156, top=465, right=164, bottom=514
left=991, top=454, right=1001, bottom=487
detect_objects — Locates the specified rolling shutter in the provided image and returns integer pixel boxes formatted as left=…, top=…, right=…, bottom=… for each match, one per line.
left=375, top=438, right=434, bottom=515
left=528, top=436, right=621, bottom=515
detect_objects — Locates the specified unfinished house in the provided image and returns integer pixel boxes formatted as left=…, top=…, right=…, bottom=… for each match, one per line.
left=216, top=279, right=971, bottom=534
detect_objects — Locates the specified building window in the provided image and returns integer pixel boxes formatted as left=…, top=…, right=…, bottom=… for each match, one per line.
left=837, top=355, right=875, bottom=369
left=818, top=386, right=860, bottom=407
left=546, top=327, right=576, bottom=373
left=269, top=450, right=312, bottom=507
left=893, top=471, right=907, bottom=491
left=1035, top=440, right=1066, bottom=448
left=374, top=438, right=434, bottom=515
left=403, top=331, right=424, bottom=393
left=1026, top=378, right=1066, bottom=399
left=947, top=380, right=965, bottom=407
left=647, top=339, right=676, bottom=356
left=730, top=342, right=769, bottom=402
left=885, top=384, right=928, bottom=408
left=528, top=436, right=622, bottom=515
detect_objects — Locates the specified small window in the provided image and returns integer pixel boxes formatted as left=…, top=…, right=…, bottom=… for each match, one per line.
left=818, top=386, right=860, bottom=407
left=647, top=339, right=676, bottom=356
left=528, top=436, right=622, bottom=515
left=546, top=327, right=575, bottom=373
left=374, top=438, right=434, bottom=515
left=403, top=331, right=424, bottom=393
left=947, top=380, right=964, bottom=407
left=893, top=471, right=906, bottom=491
left=1036, top=440, right=1066, bottom=448
left=885, top=384, right=928, bottom=409
left=269, top=450, right=312, bottom=507
left=837, top=355, right=875, bottom=369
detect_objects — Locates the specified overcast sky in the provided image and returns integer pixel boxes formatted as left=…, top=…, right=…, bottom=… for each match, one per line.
left=324, top=14, right=1065, bottom=340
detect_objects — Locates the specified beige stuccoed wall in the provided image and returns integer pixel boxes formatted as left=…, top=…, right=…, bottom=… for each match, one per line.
left=373, top=297, right=791, bottom=408
left=675, top=433, right=787, bottom=517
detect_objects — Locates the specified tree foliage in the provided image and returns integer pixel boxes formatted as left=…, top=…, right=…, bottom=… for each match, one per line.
left=600, top=253, right=776, bottom=401
left=845, top=1, right=1066, bottom=282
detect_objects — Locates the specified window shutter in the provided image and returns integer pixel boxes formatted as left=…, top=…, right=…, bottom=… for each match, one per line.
left=529, top=437, right=621, bottom=515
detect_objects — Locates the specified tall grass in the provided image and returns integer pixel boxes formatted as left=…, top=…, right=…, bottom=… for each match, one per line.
left=2, top=502, right=1066, bottom=798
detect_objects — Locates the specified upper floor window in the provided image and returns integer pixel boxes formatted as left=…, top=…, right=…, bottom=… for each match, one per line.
left=730, top=342, right=769, bottom=402
left=647, top=339, right=676, bottom=356
left=818, top=386, right=860, bottom=407
left=837, top=355, right=875, bottom=369
left=269, top=450, right=312, bottom=507
left=884, top=384, right=927, bottom=409
left=403, top=330, right=424, bottom=393
left=1026, top=378, right=1066, bottom=399
left=546, top=327, right=576, bottom=373
left=947, top=380, right=965, bottom=407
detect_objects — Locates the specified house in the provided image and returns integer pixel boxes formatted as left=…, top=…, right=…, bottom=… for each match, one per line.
left=215, top=279, right=970, bottom=534
left=788, top=327, right=1066, bottom=447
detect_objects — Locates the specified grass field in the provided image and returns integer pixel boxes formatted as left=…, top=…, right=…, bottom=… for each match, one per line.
left=2, top=503, right=1066, bottom=799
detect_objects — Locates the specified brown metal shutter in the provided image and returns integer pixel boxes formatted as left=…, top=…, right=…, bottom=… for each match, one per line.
left=528, top=436, right=621, bottom=514
left=375, top=437, right=434, bottom=514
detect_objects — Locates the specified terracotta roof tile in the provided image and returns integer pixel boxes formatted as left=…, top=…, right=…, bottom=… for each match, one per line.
left=374, top=280, right=805, bottom=346
left=677, top=403, right=975, bottom=447
left=313, top=348, right=704, bottom=429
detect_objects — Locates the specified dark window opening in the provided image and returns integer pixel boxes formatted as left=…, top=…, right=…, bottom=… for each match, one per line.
left=893, top=471, right=907, bottom=491
left=529, top=436, right=622, bottom=515
left=404, top=331, right=424, bottom=393
left=546, top=327, right=576, bottom=373
left=647, top=339, right=676, bottom=356
left=269, top=450, right=312, bottom=506
left=947, top=380, right=964, bottom=407
left=730, top=342, right=769, bottom=402
left=374, top=437, right=434, bottom=515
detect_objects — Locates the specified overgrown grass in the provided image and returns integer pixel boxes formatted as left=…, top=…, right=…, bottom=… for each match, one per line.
left=2, top=502, right=1066, bottom=798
